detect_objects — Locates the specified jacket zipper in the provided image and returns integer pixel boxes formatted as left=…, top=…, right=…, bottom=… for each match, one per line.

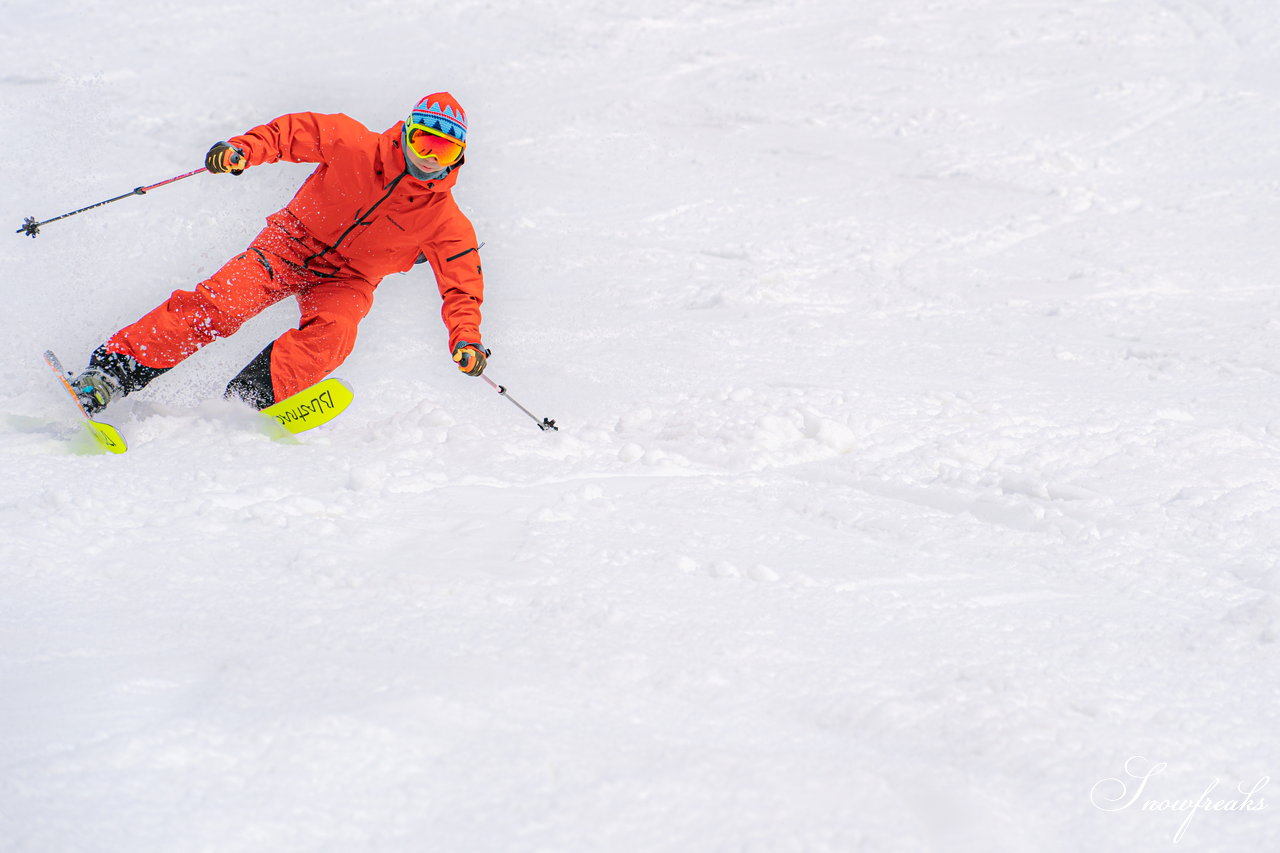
left=303, top=169, right=411, bottom=272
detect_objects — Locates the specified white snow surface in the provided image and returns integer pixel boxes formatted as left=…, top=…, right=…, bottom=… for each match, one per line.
left=3, top=1, right=1280, bottom=851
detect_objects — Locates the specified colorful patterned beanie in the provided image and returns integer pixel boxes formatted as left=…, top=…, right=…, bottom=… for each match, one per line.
left=409, top=93, right=467, bottom=144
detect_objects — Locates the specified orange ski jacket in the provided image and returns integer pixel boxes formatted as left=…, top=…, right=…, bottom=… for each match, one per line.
left=229, top=112, right=484, bottom=351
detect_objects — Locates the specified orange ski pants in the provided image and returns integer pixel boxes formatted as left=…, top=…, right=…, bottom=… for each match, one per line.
left=103, top=220, right=375, bottom=402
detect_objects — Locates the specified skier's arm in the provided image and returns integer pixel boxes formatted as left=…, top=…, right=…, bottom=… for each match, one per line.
left=422, top=224, right=485, bottom=357
left=226, top=112, right=353, bottom=168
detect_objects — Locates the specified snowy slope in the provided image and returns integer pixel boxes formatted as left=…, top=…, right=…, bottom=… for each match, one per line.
left=3, top=1, right=1280, bottom=850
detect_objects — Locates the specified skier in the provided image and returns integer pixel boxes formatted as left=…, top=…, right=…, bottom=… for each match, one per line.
left=67, top=92, right=489, bottom=414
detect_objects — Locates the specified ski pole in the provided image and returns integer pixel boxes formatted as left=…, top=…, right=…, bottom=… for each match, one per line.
left=482, top=375, right=558, bottom=431
left=16, top=166, right=209, bottom=238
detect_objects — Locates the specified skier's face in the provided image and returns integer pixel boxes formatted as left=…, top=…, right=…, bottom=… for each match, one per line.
left=405, top=124, right=464, bottom=168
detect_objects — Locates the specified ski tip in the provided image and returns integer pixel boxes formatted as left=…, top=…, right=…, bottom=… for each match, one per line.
left=43, top=349, right=74, bottom=378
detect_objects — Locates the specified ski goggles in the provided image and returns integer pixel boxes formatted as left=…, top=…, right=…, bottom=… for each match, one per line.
left=405, top=123, right=465, bottom=166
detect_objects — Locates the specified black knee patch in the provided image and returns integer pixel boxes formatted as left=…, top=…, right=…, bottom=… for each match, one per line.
left=225, top=342, right=276, bottom=410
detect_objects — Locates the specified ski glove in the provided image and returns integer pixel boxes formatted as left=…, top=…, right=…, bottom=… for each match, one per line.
left=205, top=142, right=248, bottom=175
left=452, top=341, right=490, bottom=376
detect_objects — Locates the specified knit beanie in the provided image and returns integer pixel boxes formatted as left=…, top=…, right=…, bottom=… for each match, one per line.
left=408, top=93, right=467, bottom=144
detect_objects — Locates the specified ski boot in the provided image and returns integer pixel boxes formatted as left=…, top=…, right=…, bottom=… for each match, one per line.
left=67, top=348, right=170, bottom=416
left=69, top=366, right=123, bottom=416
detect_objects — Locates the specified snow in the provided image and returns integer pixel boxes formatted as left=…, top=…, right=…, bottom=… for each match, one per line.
left=2, top=0, right=1279, bottom=850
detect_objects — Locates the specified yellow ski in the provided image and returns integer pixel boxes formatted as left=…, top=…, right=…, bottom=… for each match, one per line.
left=43, top=350, right=128, bottom=455
left=45, top=351, right=351, bottom=450
left=262, top=378, right=354, bottom=435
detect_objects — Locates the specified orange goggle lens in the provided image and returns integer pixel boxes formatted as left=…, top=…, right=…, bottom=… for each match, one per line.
left=406, top=125, right=464, bottom=166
